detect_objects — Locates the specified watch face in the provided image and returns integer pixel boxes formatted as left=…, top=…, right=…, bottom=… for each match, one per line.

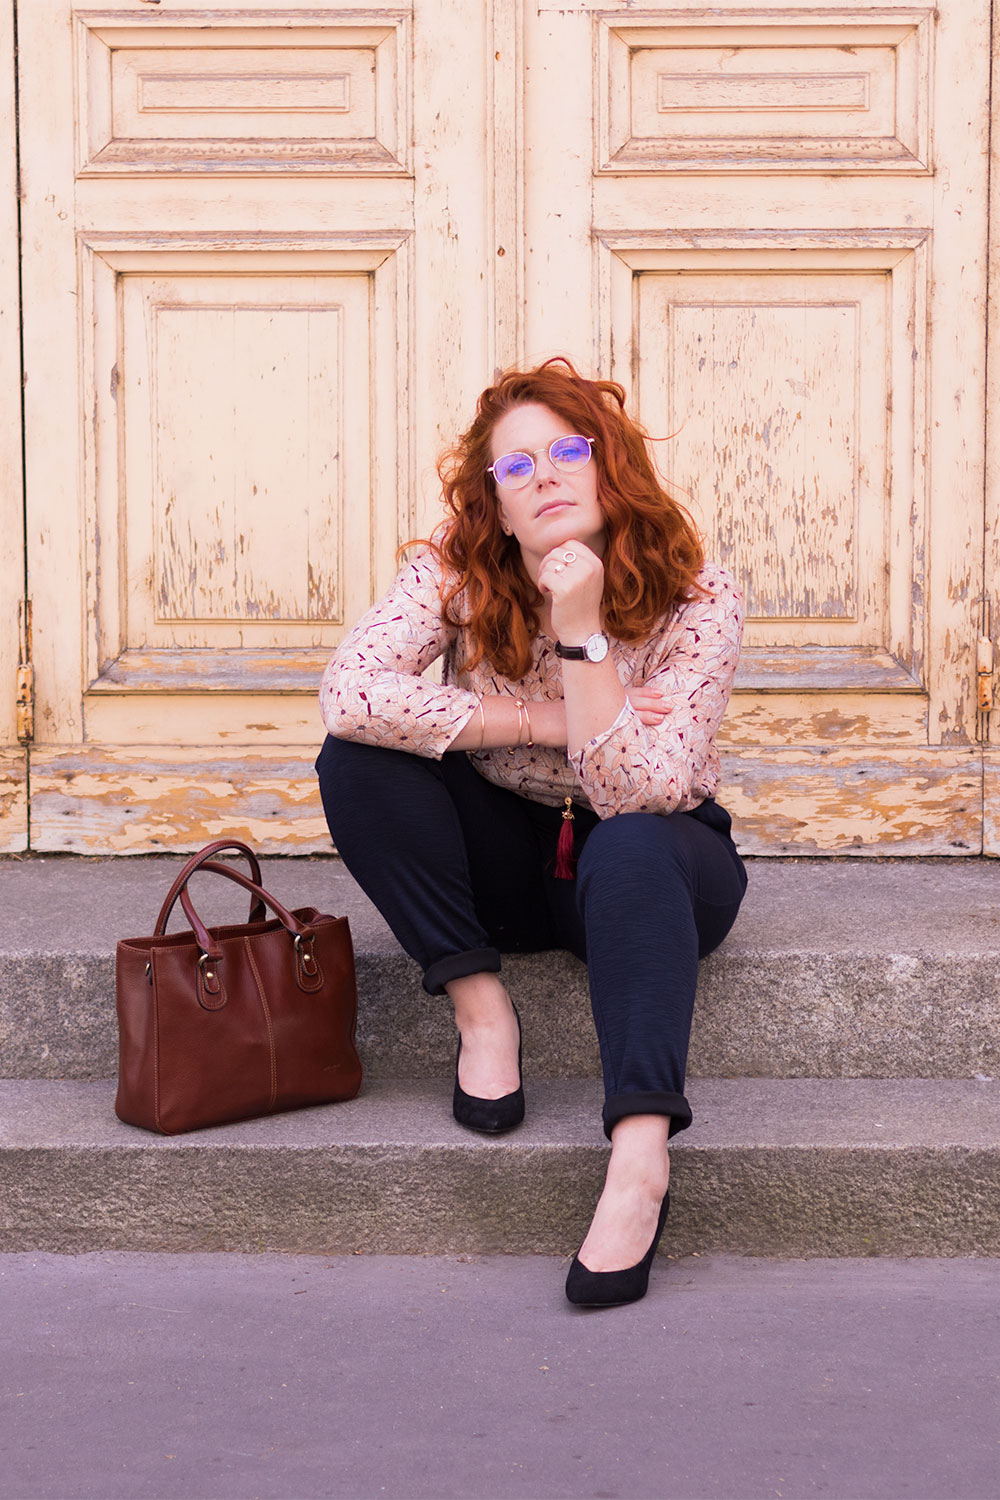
left=586, top=633, right=609, bottom=662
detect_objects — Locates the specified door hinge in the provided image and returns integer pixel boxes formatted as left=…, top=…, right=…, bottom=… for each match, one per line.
left=978, top=634, right=994, bottom=713
left=16, top=599, right=34, bottom=744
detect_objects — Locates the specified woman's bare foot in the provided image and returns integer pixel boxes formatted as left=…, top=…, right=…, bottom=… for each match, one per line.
left=445, top=972, right=521, bottom=1098
left=577, top=1115, right=671, bottom=1272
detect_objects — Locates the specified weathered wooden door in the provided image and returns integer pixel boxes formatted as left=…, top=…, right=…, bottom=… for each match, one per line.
left=17, top=0, right=505, bottom=851
left=522, top=0, right=991, bottom=853
left=8, top=0, right=996, bottom=855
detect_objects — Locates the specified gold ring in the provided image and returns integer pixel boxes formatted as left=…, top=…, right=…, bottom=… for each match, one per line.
left=562, top=550, right=577, bottom=564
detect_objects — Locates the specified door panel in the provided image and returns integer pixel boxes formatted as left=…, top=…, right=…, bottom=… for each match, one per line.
left=75, top=13, right=409, bottom=176
left=527, top=0, right=988, bottom=852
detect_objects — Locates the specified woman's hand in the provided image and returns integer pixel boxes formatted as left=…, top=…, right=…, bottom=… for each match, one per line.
left=626, top=686, right=667, bottom=728
left=537, top=539, right=605, bottom=645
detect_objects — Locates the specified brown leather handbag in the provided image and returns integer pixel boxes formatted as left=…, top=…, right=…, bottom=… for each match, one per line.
left=115, top=839, right=362, bottom=1134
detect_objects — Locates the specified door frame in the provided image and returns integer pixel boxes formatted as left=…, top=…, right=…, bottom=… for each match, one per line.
left=984, top=0, right=1000, bottom=853
left=0, top=0, right=27, bottom=852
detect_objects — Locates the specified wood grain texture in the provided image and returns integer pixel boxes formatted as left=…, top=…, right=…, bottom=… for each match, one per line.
left=30, top=748, right=331, bottom=855
left=0, top=752, right=27, bottom=855
left=151, top=296, right=347, bottom=623
left=722, top=750, right=981, bottom=855
left=984, top=754, right=1000, bottom=855
left=621, top=240, right=920, bottom=663
left=27, top=744, right=981, bottom=857
left=486, top=0, right=524, bottom=374
left=720, top=694, right=926, bottom=748
left=411, top=0, right=490, bottom=540
left=0, top=0, right=26, bottom=852
left=19, top=0, right=88, bottom=750
left=656, top=284, right=866, bottom=621
left=923, top=0, right=990, bottom=749
left=985, top=9, right=1000, bottom=852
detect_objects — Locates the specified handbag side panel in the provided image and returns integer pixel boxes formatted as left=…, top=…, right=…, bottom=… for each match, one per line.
left=114, top=941, right=160, bottom=1132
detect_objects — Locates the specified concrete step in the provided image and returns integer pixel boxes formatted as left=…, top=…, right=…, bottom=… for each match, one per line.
left=2, top=856, right=999, bottom=1081
left=2, top=1076, right=998, bottom=1256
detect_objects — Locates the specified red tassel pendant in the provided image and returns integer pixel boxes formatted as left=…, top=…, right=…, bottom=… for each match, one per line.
left=554, top=796, right=577, bottom=880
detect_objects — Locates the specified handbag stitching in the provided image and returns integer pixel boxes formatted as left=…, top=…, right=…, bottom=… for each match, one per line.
left=243, top=935, right=278, bottom=1112
left=150, top=952, right=162, bottom=1132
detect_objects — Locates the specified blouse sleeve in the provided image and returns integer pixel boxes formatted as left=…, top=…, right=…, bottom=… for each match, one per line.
left=319, top=550, right=480, bottom=757
left=570, top=567, right=744, bottom=817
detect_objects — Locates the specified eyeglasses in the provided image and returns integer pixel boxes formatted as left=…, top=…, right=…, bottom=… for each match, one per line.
left=487, top=434, right=595, bottom=490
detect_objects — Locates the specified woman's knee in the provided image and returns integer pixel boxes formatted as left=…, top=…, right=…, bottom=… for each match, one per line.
left=577, top=810, right=693, bottom=889
left=315, top=736, right=446, bottom=823
left=317, top=733, right=378, bottom=796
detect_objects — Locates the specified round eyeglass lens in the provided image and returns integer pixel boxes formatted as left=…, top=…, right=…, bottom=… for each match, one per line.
left=493, top=452, right=534, bottom=488
left=550, top=435, right=592, bottom=469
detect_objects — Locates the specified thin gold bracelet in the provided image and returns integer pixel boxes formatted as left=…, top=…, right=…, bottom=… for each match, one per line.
left=522, top=699, right=534, bottom=748
left=509, top=697, right=526, bottom=755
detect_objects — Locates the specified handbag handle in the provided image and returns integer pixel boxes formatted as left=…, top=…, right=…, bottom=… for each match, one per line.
left=178, top=860, right=313, bottom=962
left=154, top=839, right=266, bottom=936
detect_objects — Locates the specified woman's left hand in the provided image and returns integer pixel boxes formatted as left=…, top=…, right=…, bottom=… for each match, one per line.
left=537, top=539, right=605, bottom=644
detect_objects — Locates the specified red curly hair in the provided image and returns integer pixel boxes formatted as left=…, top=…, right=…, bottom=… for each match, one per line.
left=420, top=356, right=705, bottom=680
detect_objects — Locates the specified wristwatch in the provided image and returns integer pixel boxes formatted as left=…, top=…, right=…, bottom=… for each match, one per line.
left=554, top=632, right=609, bottom=663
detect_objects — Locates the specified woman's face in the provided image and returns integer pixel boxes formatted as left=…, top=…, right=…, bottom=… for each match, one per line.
left=488, top=402, right=606, bottom=570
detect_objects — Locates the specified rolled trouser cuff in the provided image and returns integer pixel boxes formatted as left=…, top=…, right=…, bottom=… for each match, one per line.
left=602, top=1090, right=693, bottom=1142
left=422, top=947, right=502, bottom=996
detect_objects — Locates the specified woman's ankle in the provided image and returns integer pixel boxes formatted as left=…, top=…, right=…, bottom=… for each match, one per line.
left=606, top=1115, right=672, bottom=1196
left=446, top=972, right=515, bottom=1031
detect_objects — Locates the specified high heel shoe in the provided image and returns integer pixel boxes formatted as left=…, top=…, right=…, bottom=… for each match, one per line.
left=452, top=1004, right=524, bottom=1133
left=565, top=1192, right=670, bottom=1307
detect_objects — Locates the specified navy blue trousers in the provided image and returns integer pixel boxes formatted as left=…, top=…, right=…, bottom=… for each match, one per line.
left=315, top=736, right=747, bottom=1139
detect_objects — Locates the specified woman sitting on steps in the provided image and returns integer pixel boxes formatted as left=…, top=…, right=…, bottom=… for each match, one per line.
left=315, top=356, right=747, bottom=1307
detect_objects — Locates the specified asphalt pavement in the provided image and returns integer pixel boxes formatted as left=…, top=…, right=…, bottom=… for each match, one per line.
left=2, top=1251, right=999, bottom=1500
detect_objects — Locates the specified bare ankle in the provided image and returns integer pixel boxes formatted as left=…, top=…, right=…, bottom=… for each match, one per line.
left=606, top=1116, right=671, bottom=1195
left=446, top=973, right=514, bottom=1031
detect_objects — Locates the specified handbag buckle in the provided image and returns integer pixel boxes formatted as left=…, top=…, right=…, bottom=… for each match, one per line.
left=293, top=933, right=317, bottom=973
left=196, top=949, right=226, bottom=1009
left=198, top=950, right=223, bottom=988
left=293, top=931, right=323, bottom=992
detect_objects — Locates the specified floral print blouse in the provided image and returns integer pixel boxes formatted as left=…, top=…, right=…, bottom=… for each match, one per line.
left=319, top=550, right=743, bottom=819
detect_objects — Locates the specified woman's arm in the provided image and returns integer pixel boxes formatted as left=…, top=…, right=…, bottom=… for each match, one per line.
left=535, top=540, right=742, bottom=813
left=320, top=551, right=482, bottom=757
left=446, top=683, right=672, bottom=752
left=572, top=568, right=744, bottom=817
left=446, top=695, right=566, bottom=751
left=535, top=538, right=637, bottom=756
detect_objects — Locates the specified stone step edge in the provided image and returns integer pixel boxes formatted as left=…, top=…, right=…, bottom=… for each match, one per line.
left=6, top=946, right=1000, bottom=1083
left=2, top=1078, right=998, bottom=1257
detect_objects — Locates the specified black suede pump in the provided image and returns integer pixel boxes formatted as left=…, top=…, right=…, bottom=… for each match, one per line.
left=452, top=1004, right=524, bottom=1133
left=565, top=1191, right=670, bottom=1307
